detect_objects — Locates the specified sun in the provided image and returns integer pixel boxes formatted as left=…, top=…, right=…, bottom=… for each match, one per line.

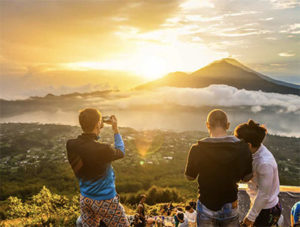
left=134, top=55, right=169, bottom=80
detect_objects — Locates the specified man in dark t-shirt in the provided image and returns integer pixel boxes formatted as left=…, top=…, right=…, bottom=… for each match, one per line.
left=185, top=109, right=252, bottom=227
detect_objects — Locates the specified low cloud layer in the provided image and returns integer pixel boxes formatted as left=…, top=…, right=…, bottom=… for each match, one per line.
left=1, top=85, right=299, bottom=137
left=100, top=85, right=300, bottom=113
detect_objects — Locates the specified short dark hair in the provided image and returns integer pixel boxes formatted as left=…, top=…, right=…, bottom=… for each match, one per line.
left=234, top=119, right=267, bottom=148
left=207, top=109, right=228, bottom=129
left=177, top=212, right=184, bottom=221
left=185, top=205, right=191, bottom=211
left=189, top=201, right=196, bottom=209
left=79, top=108, right=101, bottom=132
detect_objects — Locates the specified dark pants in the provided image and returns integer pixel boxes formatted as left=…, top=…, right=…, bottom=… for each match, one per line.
left=254, top=202, right=282, bottom=227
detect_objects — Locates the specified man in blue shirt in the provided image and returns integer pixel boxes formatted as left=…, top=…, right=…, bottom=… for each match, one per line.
left=67, top=108, right=129, bottom=227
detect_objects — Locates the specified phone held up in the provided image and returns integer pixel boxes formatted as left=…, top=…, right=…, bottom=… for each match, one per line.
left=102, top=116, right=112, bottom=124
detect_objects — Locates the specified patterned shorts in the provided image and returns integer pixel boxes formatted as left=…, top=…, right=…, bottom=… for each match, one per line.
left=80, top=195, right=129, bottom=227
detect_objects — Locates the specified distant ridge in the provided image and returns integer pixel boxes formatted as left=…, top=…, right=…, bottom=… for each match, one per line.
left=29, top=89, right=117, bottom=100
left=135, top=58, right=300, bottom=95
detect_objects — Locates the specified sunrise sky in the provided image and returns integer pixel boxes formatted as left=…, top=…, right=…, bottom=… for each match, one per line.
left=0, top=0, right=299, bottom=99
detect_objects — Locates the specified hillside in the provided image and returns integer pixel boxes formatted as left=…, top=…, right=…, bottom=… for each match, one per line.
left=0, top=123, right=299, bottom=225
left=135, top=58, right=300, bottom=95
left=0, top=123, right=299, bottom=202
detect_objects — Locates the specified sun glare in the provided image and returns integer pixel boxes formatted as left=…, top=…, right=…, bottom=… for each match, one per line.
left=135, top=55, right=169, bottom=80
left=62, top=55, right=169, bottom=81
left=61, top=38, right=226, bottom=81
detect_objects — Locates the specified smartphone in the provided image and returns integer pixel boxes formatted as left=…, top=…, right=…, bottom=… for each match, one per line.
left=102, top=116, right=111, bottom=123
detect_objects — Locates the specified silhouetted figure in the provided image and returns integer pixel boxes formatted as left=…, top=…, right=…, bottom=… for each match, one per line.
left=137, top=194, right=147, bottom=227
left=177, top=212, right=188, bottom=227
left=185, top=206, right=196, bottom=227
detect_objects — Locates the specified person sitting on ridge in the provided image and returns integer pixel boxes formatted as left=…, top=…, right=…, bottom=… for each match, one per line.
left=137, top=194, right=147, bottom=227
left=177, top=212, right=189, bottom=227
left=184, top=205, right=196, bottom=227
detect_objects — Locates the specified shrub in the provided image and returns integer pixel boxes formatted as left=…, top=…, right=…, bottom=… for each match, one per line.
left=5, top=186, right=80, bottom=226
left=122, top=186, right=183, bottom=206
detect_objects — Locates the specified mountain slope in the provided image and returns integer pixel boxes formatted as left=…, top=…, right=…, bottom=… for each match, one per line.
left=135, top=58, right=300, bottom=95
left=220, top=58, right=299, bottom=89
